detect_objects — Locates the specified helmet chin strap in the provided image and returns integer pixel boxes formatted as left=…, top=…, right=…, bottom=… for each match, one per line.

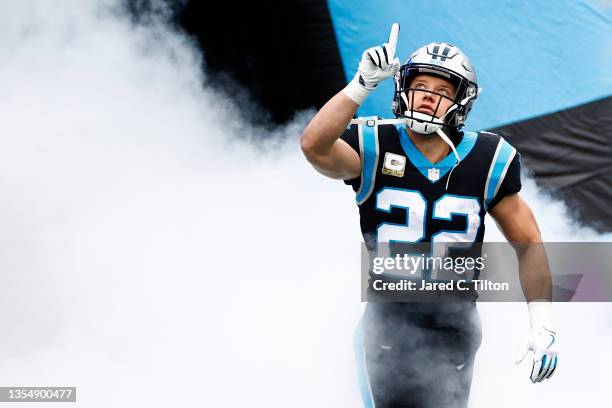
left=434, top=127, right=460, bottom=162
left=435, top=127, right=460, bottom=190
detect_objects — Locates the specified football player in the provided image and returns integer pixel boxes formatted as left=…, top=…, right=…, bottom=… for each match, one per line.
left=300, top=23, right=558, bottom=407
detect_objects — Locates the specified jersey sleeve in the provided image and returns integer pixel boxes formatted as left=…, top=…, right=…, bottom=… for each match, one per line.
left=340, top=124, right=361, bottom=189
left=487, top=152, right=522, bottom=210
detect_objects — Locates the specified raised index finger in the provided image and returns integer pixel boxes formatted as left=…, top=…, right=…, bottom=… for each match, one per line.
left=387, top=23, right=400, bottom=59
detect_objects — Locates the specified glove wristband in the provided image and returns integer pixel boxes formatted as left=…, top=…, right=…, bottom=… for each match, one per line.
left=528, top=300, right=553, bottom=328
left=342, top=73, right=372, bottom=106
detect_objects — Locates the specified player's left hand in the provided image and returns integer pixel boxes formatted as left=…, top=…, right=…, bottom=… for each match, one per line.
left=515, top=324, right=558, bottom=383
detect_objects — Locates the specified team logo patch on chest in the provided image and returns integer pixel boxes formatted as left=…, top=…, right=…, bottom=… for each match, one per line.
left=382, top=152, right=406, bottom=177
left=428, top=168, right=440, bottom=182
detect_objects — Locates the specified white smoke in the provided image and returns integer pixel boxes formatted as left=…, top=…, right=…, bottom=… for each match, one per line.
left=475, top=174, right=612, bottom=406
left=0, top=1, right=609, bottom=407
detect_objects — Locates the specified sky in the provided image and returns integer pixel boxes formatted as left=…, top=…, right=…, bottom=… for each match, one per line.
left=0, top=1, right=610, bottom=407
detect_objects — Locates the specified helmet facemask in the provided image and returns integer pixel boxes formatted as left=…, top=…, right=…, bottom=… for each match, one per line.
left=392, top=64, right=478, bottom=134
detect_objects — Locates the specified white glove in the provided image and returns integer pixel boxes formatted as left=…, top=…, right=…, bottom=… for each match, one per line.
left=343, top=23, right=401, bottom=105
left=515, top=301, right=559, bottom=383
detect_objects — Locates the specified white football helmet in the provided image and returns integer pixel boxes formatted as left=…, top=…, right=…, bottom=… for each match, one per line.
left=392, top=42, right=480, bottom=134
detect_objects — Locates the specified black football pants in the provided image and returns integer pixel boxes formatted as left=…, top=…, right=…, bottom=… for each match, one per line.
left=354, top=302, right=482, bottom=408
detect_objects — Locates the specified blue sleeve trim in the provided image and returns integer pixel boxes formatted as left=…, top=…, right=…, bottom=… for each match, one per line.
left=355, top=117, right=379, bottom=204
left=485, top=138, right=517, bottom=207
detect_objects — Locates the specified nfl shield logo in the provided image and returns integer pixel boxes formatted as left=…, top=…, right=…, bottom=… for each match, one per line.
left=428, top=168, right=440, bottom=182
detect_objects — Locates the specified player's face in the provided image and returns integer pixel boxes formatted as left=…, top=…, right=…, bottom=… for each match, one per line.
left=406, top=75, right=457, bottom=119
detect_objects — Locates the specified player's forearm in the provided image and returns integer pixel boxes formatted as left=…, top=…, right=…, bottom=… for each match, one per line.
left=516, top=243, right=552, bottom=302
left=302, top=23, right=400, bottom=162
left=491, top=195, right=552, bottom=301
left=300, top=91, right=359, bottom=157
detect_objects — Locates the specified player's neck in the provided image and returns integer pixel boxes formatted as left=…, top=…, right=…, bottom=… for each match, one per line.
left=406, top=128, right=451, bottom=164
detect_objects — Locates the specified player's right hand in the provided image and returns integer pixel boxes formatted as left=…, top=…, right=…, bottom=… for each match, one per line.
left=343, top=23, right=401, bottom=105
left=356, top=23, right=401, bottom=91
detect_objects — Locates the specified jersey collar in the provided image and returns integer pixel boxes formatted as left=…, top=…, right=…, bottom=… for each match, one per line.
left=398, top=127, right=478, bottom=183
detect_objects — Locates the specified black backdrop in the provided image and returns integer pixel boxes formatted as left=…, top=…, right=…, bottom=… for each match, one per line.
left=177, top=0, right=346, bottom=124
left=490, top=96, right=612, bottom=232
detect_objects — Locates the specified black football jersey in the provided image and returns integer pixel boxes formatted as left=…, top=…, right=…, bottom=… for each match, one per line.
left=342, top=119, right=521, bottom=245
left=341, top=118, right=521, bottom=292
